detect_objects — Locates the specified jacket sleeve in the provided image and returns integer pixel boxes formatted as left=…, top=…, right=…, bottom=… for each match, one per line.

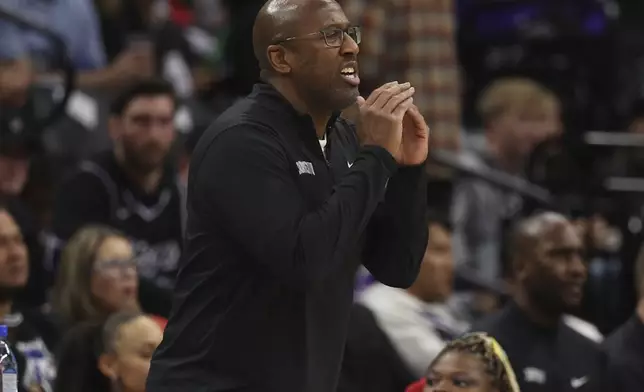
left=361, top=163, right=428, bottom=288
left=195, top=124, right=396, bottom=289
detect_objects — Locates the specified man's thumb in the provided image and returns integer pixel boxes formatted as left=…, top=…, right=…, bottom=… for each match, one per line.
left=356, top=96, right=366, bottom=107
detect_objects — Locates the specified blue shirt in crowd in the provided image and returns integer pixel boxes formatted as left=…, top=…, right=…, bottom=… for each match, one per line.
left=0, top=0, right=106, bottom=70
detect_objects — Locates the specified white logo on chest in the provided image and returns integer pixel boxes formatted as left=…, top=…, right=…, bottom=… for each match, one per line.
left=523, top=367, right=546, bottom=384
left=296, top=161, right=315, bottom=176
left=571, top=376, right=589, bottom=389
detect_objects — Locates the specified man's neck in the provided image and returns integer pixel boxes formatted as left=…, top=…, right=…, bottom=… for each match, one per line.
left=269, top=79, right=330, bottom=138
left=513, top=289, right=560, bottom=327
left=406, top=286, right=443, bottom=304
left=114, top=152, right=163, bottom=194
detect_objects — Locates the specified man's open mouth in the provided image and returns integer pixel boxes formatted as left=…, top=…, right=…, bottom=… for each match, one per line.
left=340, top=66, right=360, bottom=86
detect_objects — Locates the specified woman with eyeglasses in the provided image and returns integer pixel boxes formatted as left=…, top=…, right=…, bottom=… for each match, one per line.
left=52, top=225, right=165, bottom=329
left=54, top=311, right=163, bottom=392
left=405, top=333, right=521, bottom=392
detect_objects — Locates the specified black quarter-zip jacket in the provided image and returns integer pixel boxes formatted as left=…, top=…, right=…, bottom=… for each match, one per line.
left=146, top=83, right=428, bottom=392
left=471, top=303, right=607, bottom=392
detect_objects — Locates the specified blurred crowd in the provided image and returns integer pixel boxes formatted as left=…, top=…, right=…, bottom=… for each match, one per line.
left=0, top=0, right=644, bottom=392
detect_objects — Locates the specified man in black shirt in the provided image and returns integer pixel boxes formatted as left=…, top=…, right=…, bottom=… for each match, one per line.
left=603, top=244, right=644, bottom=391
left=52, top=79, right=182, bottom=317
left=146, top=0, right=429, bottom=391
left=472, top=212, right=606, bottom=392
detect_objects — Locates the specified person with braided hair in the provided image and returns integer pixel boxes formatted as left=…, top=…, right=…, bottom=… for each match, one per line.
left=405, top=332, right=520, bottom=392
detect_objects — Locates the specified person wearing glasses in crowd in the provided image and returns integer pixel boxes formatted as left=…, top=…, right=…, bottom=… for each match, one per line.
left=51, top=226, right=141, bottom=329
left=405, top=332, right=521, bottom=392
left=146, top=0, right=430, bottom=391
left=51, top=79, right=181, bottom=318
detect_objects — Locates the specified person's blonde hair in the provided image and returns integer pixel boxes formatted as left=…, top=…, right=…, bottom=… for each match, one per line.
left=477, top=77, right=556, bottom=124
left=52, top=225, right=129, bottom=326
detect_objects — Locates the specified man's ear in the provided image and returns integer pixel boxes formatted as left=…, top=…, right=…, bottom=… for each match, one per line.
left=98, top=353, right=118, bottom=381
left=266, top=44, right=293, bottom=75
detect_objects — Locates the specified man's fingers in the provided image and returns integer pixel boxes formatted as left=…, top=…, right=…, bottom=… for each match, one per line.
left=406, top=105, right=429, bottom=133
left=372, top=82, right=412, bottom=109
left=392, top=97, right=414, bottom=118
left=356, top=96, right=366, bottom=107
left=364, top=81, right=399, bottom=106
left=383, top=87, right=415, bottom=114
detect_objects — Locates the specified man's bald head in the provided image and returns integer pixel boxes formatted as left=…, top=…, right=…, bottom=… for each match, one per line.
left=509, top=212, right=570, bottom=270
left=252, top=0, right=335, bottom=75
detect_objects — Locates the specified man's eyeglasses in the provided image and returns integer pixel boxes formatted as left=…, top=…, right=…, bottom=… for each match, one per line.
left=274, top=26, right=361, bottom=48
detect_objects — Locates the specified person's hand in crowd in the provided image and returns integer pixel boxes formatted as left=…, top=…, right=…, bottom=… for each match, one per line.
left=0, top=154, right=30, bottom=196
left=473, top=291, right=500, bottom=315
left=356, top=81, right=416, bottom=161
left=572, top=216, right=622, bottom=252
left=107, top=47, right=154, bottom=86
left=27, top=384, right=44, bottom=392
left=589, top=215, right=622, bottom=252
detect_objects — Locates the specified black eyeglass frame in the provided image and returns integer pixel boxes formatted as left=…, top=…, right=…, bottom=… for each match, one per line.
left=272, top=25, right=361, bottom=48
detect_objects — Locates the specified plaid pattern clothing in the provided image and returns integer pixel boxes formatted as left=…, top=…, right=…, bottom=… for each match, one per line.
left=341, top=0, right=462, bottom=149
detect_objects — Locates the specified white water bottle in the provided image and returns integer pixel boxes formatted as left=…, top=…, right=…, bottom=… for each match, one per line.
left=0, top=325, right=18, bottom=392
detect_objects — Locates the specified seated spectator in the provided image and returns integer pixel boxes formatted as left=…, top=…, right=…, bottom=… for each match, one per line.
left=0, top=0, right=153, bottom=92
left=452, top=78, right=560, bottom=284
left=0, top=201, right=57, bottom=392
left=603, top=243, right=644, bottom=391
left=51, top=225, right=142, bottom=328
left=54, top=311, right=163, bottom=392
left=0, top=136, right=51, bottom=308
left=471, top=212, right=606, bottom=392
left=51, top=79, right=181, bottom=317
left=355, top=214, right=468, bottom=378
left=405, top=332, right=520, bottom=392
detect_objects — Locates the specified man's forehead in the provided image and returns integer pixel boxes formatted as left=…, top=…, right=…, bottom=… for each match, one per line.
left=538, top=223, right=581, bottom=249
left=291, top=0, right=348, bottom=32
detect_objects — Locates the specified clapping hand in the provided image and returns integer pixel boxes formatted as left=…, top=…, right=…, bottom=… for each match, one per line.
left=396, top=104, right=429, bottom=166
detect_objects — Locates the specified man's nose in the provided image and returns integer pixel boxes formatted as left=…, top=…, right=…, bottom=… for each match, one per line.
left=340, top=33, right=359, bottom=55
left=569, top=253, right=587, bottom=279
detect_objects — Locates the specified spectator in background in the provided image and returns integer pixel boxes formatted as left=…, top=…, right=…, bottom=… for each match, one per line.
left=54, top=311, right=163, bottom=392
left=94, top=0, right=200, bottom=98
left=0, top=0, right=152, bottom=91
left=51, top=225, right=140, bottom=328
left=51, top=79, right=181, bottom=317
left=405, top=332, right=520, bottom=392
left=452, top=78, right=559, bottom=285
left=603, top=243, right=644, bottom=391
left=341, top=0, right=461, bottom=153
left=0, top=202, right=57, bottom=392
left=340, top=214, right=465, bottom=392
left=355, top=215, right=467, bottom=378
left=472, top=212, right=606, bottom=392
